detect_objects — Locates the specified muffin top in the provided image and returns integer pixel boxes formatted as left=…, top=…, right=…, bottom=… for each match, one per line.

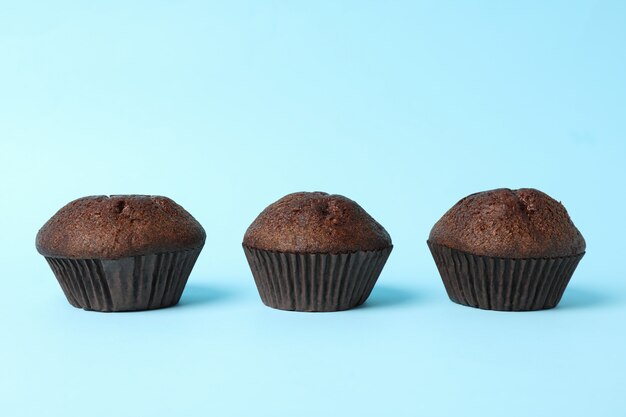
left=36, top=195, right=206, bottom=259
left=429, top=188, right=585, bottom=258
left=243, top=192, right=392, bottom=253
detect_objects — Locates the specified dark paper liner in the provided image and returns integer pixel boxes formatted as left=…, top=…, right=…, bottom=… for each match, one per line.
left=427, top=241, right=585, bottom=311
left=243, top=245, right=393, bottom=312
left=44, top=247, right=203, bottom=312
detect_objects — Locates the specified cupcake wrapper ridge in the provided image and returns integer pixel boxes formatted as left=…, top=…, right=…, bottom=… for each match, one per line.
left=243, top=245, right=393, bottom=312
left=427, top=241, right=584, bottom=311
left=44, top=247, right=203, bottom=312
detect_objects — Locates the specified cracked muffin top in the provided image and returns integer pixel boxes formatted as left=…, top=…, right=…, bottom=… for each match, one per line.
left=429, top=188, right=586, bottom=258
left=243, top=192, right=392, bottom=253
left=36, top=195, right=206, bottom=259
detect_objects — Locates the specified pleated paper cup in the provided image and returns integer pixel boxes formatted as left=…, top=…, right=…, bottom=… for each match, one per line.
left=44, top=247, right=203, bottom=312
left=243, top=245, right=393, bottom=312
left=427, top=241, right=584, bottom=311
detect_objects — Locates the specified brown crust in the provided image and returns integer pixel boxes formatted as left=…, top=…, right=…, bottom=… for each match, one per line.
left=429, top=188, right=586, bottom=258
left=243, top=192, right=391, bottom=253
left=36, top=195, right=206, bottom=259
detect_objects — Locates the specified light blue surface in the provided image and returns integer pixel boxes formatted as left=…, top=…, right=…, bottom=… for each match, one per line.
left=1, top=2, right=625, bottom=416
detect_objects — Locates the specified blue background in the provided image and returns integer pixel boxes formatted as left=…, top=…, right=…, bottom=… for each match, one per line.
left=1, top=1, right=625, bottom=416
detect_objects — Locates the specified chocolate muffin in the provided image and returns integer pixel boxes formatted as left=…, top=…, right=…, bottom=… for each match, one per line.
left=427, top=188, right=585, bottom=311
left=243, top=192, right=393, bottom=312
left=37, top=195, right=205, bottom=312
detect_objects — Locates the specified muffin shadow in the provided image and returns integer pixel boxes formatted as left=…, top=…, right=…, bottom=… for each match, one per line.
left=359, top=284, right=420, bottom=309
left=178, top=283, right=235, bottom=307
left=557, top=286, right=618, bottom=310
